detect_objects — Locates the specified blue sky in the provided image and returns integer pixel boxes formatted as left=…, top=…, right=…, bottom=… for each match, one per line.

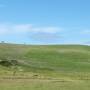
left=0, top=0, right=90, bottom=44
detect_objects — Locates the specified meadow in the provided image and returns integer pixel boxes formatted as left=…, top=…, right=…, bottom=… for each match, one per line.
left=0, top=43, right=90, bottom=90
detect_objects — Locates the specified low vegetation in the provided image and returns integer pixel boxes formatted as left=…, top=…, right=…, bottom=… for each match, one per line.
left=0, top=43, right=90, bottom=90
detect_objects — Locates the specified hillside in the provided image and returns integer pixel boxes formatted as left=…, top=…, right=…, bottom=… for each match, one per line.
left=0, top=43, right=90, bottom=79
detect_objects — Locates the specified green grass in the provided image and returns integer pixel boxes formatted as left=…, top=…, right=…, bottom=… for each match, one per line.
left=0, top=43, right=90, bottom=89
left=0, top=79, right=90, bottom=90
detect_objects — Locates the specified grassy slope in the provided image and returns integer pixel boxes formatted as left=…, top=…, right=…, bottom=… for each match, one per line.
left=0, top=44, right=90, bottom=77
left=0, top=79, right=90, bottom=90
left=0, top=43, right=90, bottom=90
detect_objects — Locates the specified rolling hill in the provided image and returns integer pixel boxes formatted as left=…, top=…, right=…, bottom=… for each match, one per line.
left=0, top=43, right=90, bottom=79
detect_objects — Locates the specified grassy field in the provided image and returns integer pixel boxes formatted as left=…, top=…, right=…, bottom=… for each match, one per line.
left=0, top=43, right=90, bottom=90
left=0, top=79, right=90, bottom=90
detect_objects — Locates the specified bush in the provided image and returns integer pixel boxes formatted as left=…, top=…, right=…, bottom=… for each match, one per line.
left=0, top=59, right=18, bottom=67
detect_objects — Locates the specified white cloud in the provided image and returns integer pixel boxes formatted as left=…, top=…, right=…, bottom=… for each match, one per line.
left=28, top=27, right=62, bottom=42
left=0, top=23, right=62, bottom=36
left=0, top=24, right=10, bottom=35
left=0, top=23, right=32, bottom=35
left=0, top=23, right=63, bottom=43
left=13, top=24, right=32, bottom=33
left=83, top=41, right=90, bottom=46
left=31, top=27, right=62, bottom=33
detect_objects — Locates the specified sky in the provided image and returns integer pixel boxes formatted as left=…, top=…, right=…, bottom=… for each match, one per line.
left=0, top=0, right=90, bottom=45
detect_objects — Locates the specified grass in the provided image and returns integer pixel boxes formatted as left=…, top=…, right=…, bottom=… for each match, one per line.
left=0, top=43, right=90, bottom=89
left=0, top=79, right=90, bottom=90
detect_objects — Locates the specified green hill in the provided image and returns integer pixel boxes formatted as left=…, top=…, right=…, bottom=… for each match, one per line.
left=0, top=43, right=90, bottom=79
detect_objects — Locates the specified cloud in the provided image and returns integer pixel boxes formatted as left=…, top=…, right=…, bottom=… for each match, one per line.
left=13, top=24, right=32, bottom=33
left=0, top=23, right=32, bottom=35
left=0, top=24, right=10, bottom=35
left=0, top=23, right=61, bottom=34
left=31, top=27, right=62, bottom=33
left=29, top=32, right=62, bottom=41
left=83, top=41, right=90, bottom=45
left=0, top=23, right=63, bottom=43
left=27, top=26, right=62, bottom=42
